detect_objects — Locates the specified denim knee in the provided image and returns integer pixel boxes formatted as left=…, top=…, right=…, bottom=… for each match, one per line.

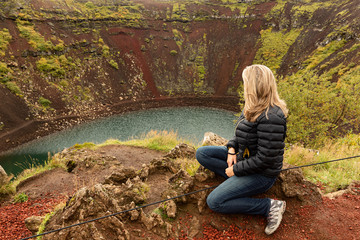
left=206, top=192, right=219, bottom=212
left=195, top=146, right=207, bottom=164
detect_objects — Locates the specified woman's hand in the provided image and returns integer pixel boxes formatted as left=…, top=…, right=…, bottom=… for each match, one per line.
left=225, top=166, right=235, bottom=177
left=227, top=154, right=237, bottom=167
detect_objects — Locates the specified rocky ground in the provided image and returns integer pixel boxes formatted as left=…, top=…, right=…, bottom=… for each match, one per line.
left=0, top=143, right=359, bottom=240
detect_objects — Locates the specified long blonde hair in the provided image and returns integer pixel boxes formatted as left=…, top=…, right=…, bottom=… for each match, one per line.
left=242, top=64, right=288, bottom=122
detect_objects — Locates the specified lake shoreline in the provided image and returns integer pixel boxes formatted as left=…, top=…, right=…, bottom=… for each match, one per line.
left=0, top=96, right=240, bottom=154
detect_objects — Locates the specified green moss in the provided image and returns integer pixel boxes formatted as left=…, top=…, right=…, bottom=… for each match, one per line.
left=14, top=193, right=28, bottom=203
left=5, top=81, right=23, bottom=97
left=170, top=50, right=178, bottom=56
left=102, top=44, right=110, bottom=57
left=38, top=97, right=52, bottom=108
left=302, top=39, right=347, bottom=71
left=36, top=55, right=74, bottom=79
left=172, top=29, right=184, bottom=50
left=73, top=142, right=96, bottom=149
left=171, top=3, right=191, bottom=22
left=108, top=59, right=119, bottom=69
left=0, top=62, right=12, bottom=83
left=0, top=28, right=12, bottom=57
left=292, top=1, right=333, bottom=18
left=194, top=56, right=206, bottom=92
left=254, top=27, right=302, bottom=71
left=220, top=0, right=248, bottom=14
left=16, top=19, right=53, bottom=52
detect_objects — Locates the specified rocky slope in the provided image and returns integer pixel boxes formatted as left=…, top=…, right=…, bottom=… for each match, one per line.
left=20, top=140, right=324, bottom=239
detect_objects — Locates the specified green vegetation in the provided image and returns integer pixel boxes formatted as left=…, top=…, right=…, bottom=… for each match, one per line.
left=279, top=65, right=360, bottom=147
left=172, top=29, right=184, bottom=50
left=73, top=142, right=97, bottom=149
left=170, top=50, right=178, bottom=56
left=285, top=134, right=360, bottom=193
left=16, top=19, right=53, bottom=52
left=153, top=207, right=171, bottom=220
left=0, top=28, right=12, bottom=57
left=0, top=62, right=12, bottom=83
left=170, top=3, right=191, bottom=22
left=98, top=130, right=185, bottom=152
left=194, top=56, right=206, bottom=92
left=38, top=97, right=52, bottom=108
left=108, top=59, right=119, bottom=69
left=0, top=62, right=22, bottom=97
left=13, top=193, right=28, bottom=203
left=37, top=201, right=66, bottom=239
left=5, top=81, right=23, bottom=97
left=302, top=39, right=347, bottom=71
left=36, top=55, right=75, bottom=79
left=254, top=27, right=302, bottom=71
left=133, top=182, right=150, bottom=201
left=292, top=0, right=333, bottom=18
left=174, top=157, right=200, bottom=177
left=219, top=0, right=249, bottom=13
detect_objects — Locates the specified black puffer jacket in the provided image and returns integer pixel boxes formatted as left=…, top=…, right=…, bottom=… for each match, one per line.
left=226, top=105, right=287, bottom=178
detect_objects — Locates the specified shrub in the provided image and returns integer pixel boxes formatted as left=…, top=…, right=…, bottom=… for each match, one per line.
left=5, top=81, right=22, bottom=96
left=0, top=28, right=12, bottom=57
left=36, top=57, right=66, bottom=78
left=279, top=66, right=360, bottom=147
left=14, top=193, right=28, bottom=203
left=17, top=19, right=53, bottom=52
left=0, top=62, right=12, bottom=83
left=254, top=27, right=302, bottom=71
left=108, top=59, right=119, bottom=69
left=38, top=97, right=52, bottom=108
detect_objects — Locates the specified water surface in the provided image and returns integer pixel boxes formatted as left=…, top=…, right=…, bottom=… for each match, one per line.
left=0, top=107, right=238, bottom=176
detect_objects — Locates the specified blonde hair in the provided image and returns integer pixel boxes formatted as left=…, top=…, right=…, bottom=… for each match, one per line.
left=242, top=64, right=288, bottom=122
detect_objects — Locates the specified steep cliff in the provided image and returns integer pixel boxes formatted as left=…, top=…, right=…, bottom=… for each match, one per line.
left=0, top=0, right=359, bottom=150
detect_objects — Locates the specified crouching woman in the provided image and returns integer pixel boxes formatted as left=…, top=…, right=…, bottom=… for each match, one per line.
left=196, top=64, right=288, bottom=235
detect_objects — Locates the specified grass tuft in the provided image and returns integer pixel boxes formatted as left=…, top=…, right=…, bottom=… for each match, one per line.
left=285, top=134, right=360, bottom=193
left=96, top=130, right=187, bottom=152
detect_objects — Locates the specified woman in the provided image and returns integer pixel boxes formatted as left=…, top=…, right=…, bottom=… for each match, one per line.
left=196, top=64, right=288, bottom=235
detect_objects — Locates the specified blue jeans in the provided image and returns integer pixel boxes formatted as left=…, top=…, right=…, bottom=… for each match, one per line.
left=196, top=146, right=276, bottom=217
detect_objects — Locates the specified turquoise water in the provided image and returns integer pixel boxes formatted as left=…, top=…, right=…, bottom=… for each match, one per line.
left=0, top=107, right=238, bottom=176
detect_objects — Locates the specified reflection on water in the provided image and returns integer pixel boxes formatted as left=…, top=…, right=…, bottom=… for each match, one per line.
left=0, top=107, right=238, bottom=176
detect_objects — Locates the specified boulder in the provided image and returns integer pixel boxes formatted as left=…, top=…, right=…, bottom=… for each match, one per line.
left=162, top=199, right=177, bottom=218
left=163, top=170, right=194, bottom=203
left=25, top=216, right=45, bottom=234
left=201, top=132, right=228, bottom=146
left=104, top=167, right=136, bottom=185
left=42, top=183, right=137, bottom=240
left=165, top=143, right=196, bottom=159
left=267, top=162, right=322, bottom=204
left=0, top=165, right=8, bottom=186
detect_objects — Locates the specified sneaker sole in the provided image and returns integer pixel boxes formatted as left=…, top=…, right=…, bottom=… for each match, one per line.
left=265, top=201, right=286, bottom=235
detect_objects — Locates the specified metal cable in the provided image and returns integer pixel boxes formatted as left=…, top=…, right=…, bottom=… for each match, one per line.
left=19, top=154, right=360, bottom=240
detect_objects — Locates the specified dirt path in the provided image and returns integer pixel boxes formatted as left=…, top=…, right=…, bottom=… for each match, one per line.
left=1, top=145, right=359, bottom=240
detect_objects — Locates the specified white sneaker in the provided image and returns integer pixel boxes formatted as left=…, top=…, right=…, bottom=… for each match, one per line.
left=265, top=199, right=286, bottom=235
